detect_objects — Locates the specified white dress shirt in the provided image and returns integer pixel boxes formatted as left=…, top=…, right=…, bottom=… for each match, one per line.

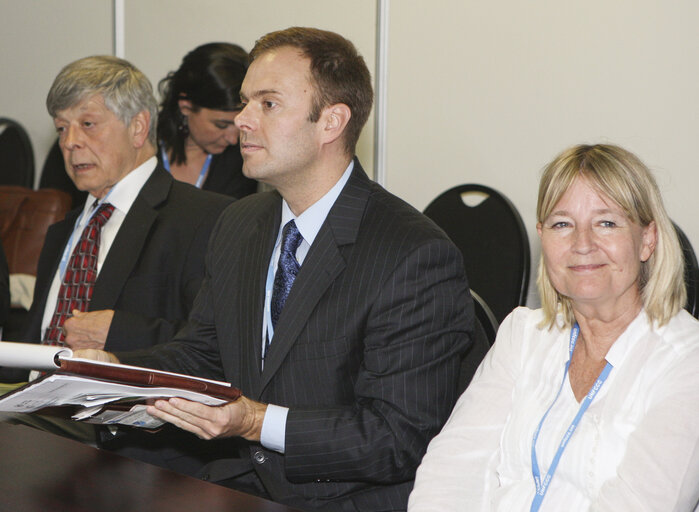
left=259, top=160, right=354, bottom=453
left=409, top=307, right=699, bottom=512
left=39, top=157, right=157, bottom=339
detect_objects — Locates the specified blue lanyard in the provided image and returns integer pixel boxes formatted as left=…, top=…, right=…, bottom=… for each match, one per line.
left=160, top=145, right=212, bottom=189
left=530, top=323, right=613, bottom=512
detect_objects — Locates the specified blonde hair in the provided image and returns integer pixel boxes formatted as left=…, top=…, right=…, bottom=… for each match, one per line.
left=536, top=144, right=685, bottom=328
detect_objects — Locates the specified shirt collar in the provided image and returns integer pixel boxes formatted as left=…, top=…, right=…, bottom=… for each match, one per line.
left=84, top=156, right=158, bottom=215
left=279, top=160, right=354, bottom=246
left=604, top=308, right=649, bottom=368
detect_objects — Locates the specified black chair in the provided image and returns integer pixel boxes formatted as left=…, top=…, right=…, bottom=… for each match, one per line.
left=457, top=291, right=499, bottom=392
left=0, top=117, right=34, bottom=188
left=424, top=184, right=530, bottom=324
left=471, top=290, right=498, bottom=346
left=39, top=138, right=87, bottom=208
left=674, top=223, right=699, bottom=318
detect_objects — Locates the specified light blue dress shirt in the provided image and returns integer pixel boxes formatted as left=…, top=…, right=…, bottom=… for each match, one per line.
left=259, top=160, right=354, bottom=453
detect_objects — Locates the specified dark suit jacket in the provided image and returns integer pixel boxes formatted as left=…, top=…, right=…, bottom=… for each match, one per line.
left=121, top=160, right=474, bottom=511
left=21, top=165, right=232, bottom=352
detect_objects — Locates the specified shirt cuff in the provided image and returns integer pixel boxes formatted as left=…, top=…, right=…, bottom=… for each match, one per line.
left=260, top=404, right=288, bottom=453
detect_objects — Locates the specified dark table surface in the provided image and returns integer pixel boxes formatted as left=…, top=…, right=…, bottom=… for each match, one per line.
left=0, top=421, right=302, bottom=512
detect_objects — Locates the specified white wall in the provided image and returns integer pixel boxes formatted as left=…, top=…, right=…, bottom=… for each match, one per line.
left=1, top=0, right=697, bottom=305
left=386, top=1, right=699, bottom=303
left=0, top=0, right=112, bottom=184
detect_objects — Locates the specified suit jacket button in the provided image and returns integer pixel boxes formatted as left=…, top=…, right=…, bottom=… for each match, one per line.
left=253, top=451, right=267, bottom=464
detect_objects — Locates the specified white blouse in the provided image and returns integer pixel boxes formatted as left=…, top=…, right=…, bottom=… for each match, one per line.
left=408, top=307, right=699, bottom=512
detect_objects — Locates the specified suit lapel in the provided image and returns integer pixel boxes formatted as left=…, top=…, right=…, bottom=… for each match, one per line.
left=90, top=167, right=170, bottom=309
left=259, top=160, right=372, bottom=392
left=238, top=197, right=281, bottom=398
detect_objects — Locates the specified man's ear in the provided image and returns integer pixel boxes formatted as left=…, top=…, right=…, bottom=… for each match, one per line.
left=129, top=110, right=151, bottom=148
left=320, top=103, right=351, bottom=145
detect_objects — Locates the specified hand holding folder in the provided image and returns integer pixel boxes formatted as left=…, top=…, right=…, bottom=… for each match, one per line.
left=0, top=341, right=241, bottom=429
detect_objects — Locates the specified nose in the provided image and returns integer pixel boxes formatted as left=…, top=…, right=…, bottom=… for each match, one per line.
left=572, top=226, right=596, bottom=254
left=234, top=103, right=255, bottom=132
left=61, top=124, right=82, bottom=151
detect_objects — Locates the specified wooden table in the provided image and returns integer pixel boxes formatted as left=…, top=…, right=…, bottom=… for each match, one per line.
left=0, top=422, right=301, bottom=511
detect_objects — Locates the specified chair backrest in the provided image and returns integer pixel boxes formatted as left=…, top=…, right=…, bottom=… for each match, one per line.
left=0, top=118, right=34, bottom=188
left=471, top=290, right=498, bottom=346
left=457, top=291, right=499, bottom=393
left=424, top=184, right=530, bottom=324
left=674, top=222, right=699, bottom=318
left=39, top=138, right=87, bottom=209
left=0, top=186, right=72, bottom=276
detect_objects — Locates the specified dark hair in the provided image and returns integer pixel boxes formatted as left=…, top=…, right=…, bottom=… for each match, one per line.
left=250, top=27, right=373, bottom=155
left=157, top=42, right=248, bottom=164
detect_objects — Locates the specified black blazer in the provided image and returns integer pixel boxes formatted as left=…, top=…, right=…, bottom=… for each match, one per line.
left=122, top=160, right=474, bottom=511
left=22, top=165, right=232, bottom=352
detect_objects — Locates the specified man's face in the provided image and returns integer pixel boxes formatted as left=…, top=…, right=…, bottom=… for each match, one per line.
left=54, top=94, right=141, bottom=199
left=235, top=47, right=323, bottom=187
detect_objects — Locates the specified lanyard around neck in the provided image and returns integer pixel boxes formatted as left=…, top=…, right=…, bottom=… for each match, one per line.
left=529, top=323, right=614, bottom=512
left=160, top=144, right=212, bottom=189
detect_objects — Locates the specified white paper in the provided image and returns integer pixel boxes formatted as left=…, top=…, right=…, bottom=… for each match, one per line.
left=0, top=341, right=72, bottom=370
left=0, top=373, right=228, bottom=414
left=0, top=350, right=237, bottom=429
left=74, top=404, right=166, bottom=429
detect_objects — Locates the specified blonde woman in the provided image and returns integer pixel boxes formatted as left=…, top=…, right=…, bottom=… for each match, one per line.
left=409, top=144, right=699, bottom=511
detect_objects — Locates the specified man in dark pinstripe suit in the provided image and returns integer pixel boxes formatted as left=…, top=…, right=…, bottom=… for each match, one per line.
left=81, top=27, right=474, bottom=511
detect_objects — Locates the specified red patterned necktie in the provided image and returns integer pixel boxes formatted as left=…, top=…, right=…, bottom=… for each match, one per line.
left=43, top=203, right=115, bottom=346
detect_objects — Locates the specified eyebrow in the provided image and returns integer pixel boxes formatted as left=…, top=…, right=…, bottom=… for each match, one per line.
left=240, top=89, right=281, bottom=101
left=549, top=208, right=621, bottom=217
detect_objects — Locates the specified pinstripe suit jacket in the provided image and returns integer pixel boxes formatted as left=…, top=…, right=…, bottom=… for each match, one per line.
left=121, top=160, right=474, bottom=511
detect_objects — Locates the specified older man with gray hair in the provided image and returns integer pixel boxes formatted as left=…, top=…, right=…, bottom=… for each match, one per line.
left=1, top=57, right=231, bottom=468
left=24, top=55, right=231, bottom=354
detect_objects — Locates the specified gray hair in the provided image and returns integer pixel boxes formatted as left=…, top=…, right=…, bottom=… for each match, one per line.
left=47, top=55, right=157, bottom=146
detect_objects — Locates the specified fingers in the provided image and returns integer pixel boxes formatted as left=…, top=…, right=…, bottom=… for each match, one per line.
left=147, top=398, right=229, bottom=440
left=62, top=310, right=112, bottom=348
left=72, top=349, right=120, bottom=364
left=64, top=336, right=105, bottom=350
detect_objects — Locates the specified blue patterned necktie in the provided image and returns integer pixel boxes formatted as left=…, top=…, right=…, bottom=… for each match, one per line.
left=271, top=220, right=303, bottom=329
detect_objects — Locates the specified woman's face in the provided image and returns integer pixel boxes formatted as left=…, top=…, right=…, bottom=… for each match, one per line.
left=179, top=100, right=240, bottom=154
left=537, top=176, right=656, bottom=315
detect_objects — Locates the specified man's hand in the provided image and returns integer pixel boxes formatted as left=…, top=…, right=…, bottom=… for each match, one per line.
left=72, top=349, right=120, bottom=364
left=63, top=309, right=114, bottom=349
left=147, top=395, right=267, bottom=442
